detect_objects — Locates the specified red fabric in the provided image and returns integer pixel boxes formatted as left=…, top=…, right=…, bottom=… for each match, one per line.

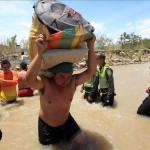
left=18, top=88, right=33, bottom=97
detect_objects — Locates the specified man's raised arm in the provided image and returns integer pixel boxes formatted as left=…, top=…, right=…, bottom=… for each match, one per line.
left=75, top=34, right=97, bottom=86
left=26, top=34, right=48, bottom=90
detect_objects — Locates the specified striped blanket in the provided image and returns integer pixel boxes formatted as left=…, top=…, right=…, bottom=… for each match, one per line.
left=27, top=14, right=92, bottom=61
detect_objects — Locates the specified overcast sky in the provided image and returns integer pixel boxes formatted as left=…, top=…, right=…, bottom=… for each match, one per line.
left=0, top=0, right=150, bottom=44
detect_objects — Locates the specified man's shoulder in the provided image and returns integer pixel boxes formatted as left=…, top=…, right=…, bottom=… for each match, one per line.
left=11, top=70, right=17, bottom=73
left=106, top=67, right=113, bottom=76
left=105, top=63, right=111, bottom=68
left=105, top=63, right=112, bottom=70
left=71, top=73, right=82, bottom=86
left=18, top=70, right=26, bottom=76
left=0, top=72, right=4, bottom=76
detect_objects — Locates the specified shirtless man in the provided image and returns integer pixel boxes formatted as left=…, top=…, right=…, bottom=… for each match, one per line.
left=26, top=34, right=96, bottom=145
left=18, top=62, right=33, bottom=97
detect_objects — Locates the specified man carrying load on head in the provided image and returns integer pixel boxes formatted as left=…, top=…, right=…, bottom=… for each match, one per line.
left=26, top=34, right=96, bottom=145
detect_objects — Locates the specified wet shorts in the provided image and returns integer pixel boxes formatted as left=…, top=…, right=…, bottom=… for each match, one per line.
left=38, top=113, right=81, bottom=145
left=18, top=88, right=33, bottom=97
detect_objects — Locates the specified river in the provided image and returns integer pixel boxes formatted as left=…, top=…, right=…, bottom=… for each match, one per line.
left=0, top=62, right=150, bottom=150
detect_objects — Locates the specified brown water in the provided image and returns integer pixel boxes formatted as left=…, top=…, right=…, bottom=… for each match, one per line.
left=1, top=62, right=150, bottom=150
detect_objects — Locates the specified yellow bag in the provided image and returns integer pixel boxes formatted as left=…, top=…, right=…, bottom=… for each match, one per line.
left=27, top=14, right=50, bottom=60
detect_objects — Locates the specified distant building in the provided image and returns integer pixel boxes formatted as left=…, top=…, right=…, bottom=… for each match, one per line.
left=16, top=45, right=22, bottom=53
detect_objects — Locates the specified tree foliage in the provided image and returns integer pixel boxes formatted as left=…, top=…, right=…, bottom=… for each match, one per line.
left=118, top=32, right=141, bottom=49
left=140, top=38, right=150, bottom=49
left=0, top=35, right=17, bottom=56
left=95, top=34, right=113, bottom=50
left=6, top=35, right=17, bottom=53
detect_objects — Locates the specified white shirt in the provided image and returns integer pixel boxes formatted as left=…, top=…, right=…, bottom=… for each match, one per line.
left=21, top=55, right=28, bottom=64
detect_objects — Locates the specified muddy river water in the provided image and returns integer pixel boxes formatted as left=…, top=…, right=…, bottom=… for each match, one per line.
left=0, top=62, right=150, bottom=150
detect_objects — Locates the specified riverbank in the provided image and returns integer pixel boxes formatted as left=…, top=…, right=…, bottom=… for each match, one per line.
left=1, top=50, right=150, bottom=71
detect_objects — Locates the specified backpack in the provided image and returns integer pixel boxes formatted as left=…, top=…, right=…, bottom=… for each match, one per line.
left=33, top=0, right=95, bottom=32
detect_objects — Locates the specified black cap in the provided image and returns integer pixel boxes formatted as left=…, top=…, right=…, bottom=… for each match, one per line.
left=96, top=53, right=106, bottom=59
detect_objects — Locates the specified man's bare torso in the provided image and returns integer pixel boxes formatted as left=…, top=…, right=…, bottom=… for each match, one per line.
left=39, top=76, right=76, bottom=127
left=18, top=70, right=30, bottom=89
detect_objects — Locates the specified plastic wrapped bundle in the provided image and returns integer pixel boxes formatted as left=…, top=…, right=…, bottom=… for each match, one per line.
left=27, top=0, right=94, bottom=73
left=27, top=15, right=91, bottom=61
left=33, top=0, right=94, bottom=32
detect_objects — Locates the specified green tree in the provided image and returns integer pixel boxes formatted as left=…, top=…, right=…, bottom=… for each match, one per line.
left=95, top=34, right=113, bottom=50
left=140, top=38, right=150, bottom=49
left=6, top=35, right=17, bottom=53
left=118, top=32, right=141, bottom=49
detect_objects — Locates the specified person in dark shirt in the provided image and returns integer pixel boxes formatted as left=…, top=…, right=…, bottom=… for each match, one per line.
left=137, top=86, right=150, bottom=117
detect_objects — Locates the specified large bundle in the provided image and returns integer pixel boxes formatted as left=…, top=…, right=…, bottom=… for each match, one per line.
left=27, top=14, right=50, bottom=60
left=27, top=0, right=94, bottom=74
left=41, top=48, right=87, bottom=70
left=33, top=0, right=94, bottom=32
left=27, top=14, right=90, bottom=60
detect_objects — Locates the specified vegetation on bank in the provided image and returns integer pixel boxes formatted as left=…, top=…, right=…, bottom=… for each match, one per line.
left=95, top=32, right=150, bottom=50
left=0, top=32, right=150, bottom=58
left=0, top=32, right=150, bottom=70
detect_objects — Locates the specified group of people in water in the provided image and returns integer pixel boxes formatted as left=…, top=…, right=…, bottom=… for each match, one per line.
left=0, top=52, right=34, bottom=141
left=0, top=34, right=150, bottom=148
left=81, top=53, right=116, bottom=107
left=0, top=52, right=34, bottom=106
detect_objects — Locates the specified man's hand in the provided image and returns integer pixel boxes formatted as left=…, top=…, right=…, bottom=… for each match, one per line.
left=35, top=34, right=48, bottom=55
left=87, top=96, right=93, bottom=102
left=0, top=78, right=6, bottom=83
left=86, top=34, right=96, bottom=51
